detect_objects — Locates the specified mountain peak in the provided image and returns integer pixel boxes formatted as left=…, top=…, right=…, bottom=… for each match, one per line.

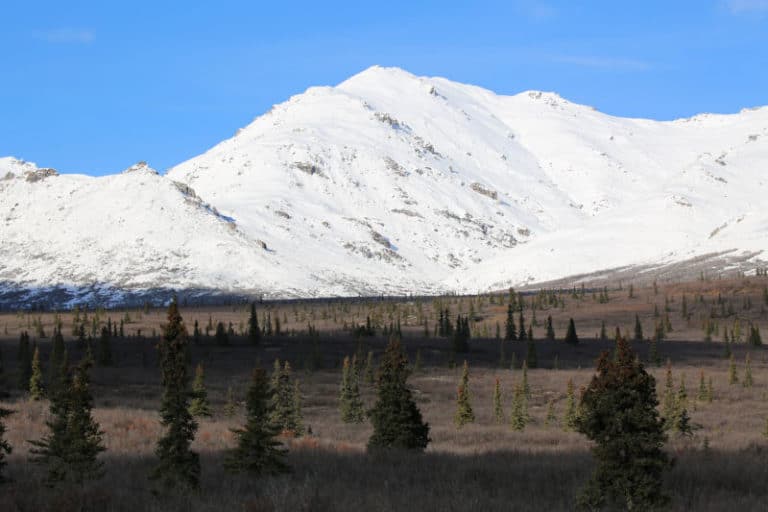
left=121, top=161, right=159, bottom=175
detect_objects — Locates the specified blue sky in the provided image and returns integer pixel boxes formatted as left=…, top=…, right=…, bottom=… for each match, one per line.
left=2, top=0, right=767, bottom=175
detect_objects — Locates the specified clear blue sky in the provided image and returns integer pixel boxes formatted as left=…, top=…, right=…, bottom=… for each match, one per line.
left=2, top=0, right=767, bottom=175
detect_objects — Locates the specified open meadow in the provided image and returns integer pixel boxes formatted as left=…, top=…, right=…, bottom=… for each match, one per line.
left=2, top=276, right=768, bottom=511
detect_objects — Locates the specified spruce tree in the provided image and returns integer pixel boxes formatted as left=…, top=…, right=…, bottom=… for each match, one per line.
left=189, top=363, right=213, bottom=418
left=525, top=337, right=537, bottom=369
left=563, top=378, right=578, bottom=431
left=339, top=356, right=364, bottom=423
left=662, top=364, right=677, bottom=430
left=698, top=370, right=707, bottom=401
left=743, top=353, right=753, bottom=388
left=97, top=326, right=113, bottom=367
left=247, top=302, right=261, bottom=345
left=728, top=354, right=738, bottom=385
left=224, top=367, right=288, bottom=475
left=634, top=314, right=644, bottom=341
left=504, top=304, right=517, bottom=341
left=150, top=298, right=200, bottom=491
left=492, top=378, right=504, bottom=424
left=48, top=329, right=66, bottom=392
left=223, top=386, right=237, bottom=418
left=17, top=331, right=31, bottom=391
left=564, top=318, right=579, bottom=345
left=30, top=360, right=105, bottom=485
left=545, top=315, right=556, bottom=340
left=29, top=346, right=44, bottom=400
left=271, top=361, right=304, bottom=434
left=649, top=336, right=661, bottom=367
left=215, top=321, right=229, bottom=346
left=454, top=361, right=474, bottom=428
left=521, top=360, right=530, bottom=399
left=367, top=337, right=430, bottom=451
left=509, top=380, right=528, bottom=431
left=674, top=375, right=693, bottom=436
left=575, top=337, right=670, bottom=511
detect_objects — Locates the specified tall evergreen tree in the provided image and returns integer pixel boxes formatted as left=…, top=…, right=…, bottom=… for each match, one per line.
left=661, top=364, right=677, bottom=431
left=247, top=302, right=261, bottom=345
left=509, top=380, right=529, bottom=431
left=367, top=337, right=430, bottom=451
left=270, top=361, right=303, bottom=434
left=29, top=360, right=105, bottom=485
left=17, top=331, right=31, bottom=391
left=564, top=318, right=579, bottom=345
left=339, top=356, right=364, bottom=423
left=599, top=321, right=608, bottom=342
left=29, top=346, right=44, bottom=400
left=518, top=310, right=527, bottom=341
left=214, top=321, right=229, bottom=346
left=575, top=337, right=669, bottom=510
left=492, top=377, right=504, bottom=425
left=223, top=386, right=237, bottom=418
left=697, top=370, right=707, bottom=402
left=48, top=329, right=66, bottom=391
left=504, top=304, right=517, bottom=341
left=189, top=363, right=213, bottom=418
left=545, top=315, right=556, bottom=341
left=454, top=361, right=475, bottom=428
left=97, top=326, right=113, bottom=367
left=634, top=314, right=644, bottom=342
left=225, top=367, right=288, bottom=475
left=743, top=353, right=754, bottom=388
left=150, top=298, right=200, bottom=491
left=563, top=378, right=578, bottom=431
left=451, top=315, right=470, bottom=353
left=525, top=337, right=538, bottom=369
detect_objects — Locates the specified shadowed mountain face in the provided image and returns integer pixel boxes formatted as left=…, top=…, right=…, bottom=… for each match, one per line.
left=2, top=66, right=768, bottom=306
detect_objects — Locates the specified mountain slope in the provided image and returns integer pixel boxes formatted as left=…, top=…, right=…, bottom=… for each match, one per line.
left=0, top=160, right=284, bottom=305
left=3, top=66, right=768, bottom=305
left=168, top=66, right=768, bottom=293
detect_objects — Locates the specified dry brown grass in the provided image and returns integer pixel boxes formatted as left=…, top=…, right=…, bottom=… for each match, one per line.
left=1, top=277, right=768, bottom=510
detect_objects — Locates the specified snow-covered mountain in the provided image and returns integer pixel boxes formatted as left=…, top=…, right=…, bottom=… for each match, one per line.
left=3, top=66, right=768, bottom=306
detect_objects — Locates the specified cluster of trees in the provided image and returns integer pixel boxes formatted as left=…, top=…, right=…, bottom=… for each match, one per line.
left=0, top=300, right=436, bottom=489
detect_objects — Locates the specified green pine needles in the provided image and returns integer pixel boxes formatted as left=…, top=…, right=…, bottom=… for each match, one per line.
left=225, top=367, right=289, bottom=475
left=189, top=363, right=213, bottom=418
left=340, top=355, right=365, bottom=423
left=150, top=298, right=200, bottom=492
left=367, top=337, right=430, bottom=451
left=29, top=359, right=105, bottom=486
left=454, top=361, right=474, bottom=428
left=575, top=337, right=670, bottom=511
left=29, top=346, right=44, bottom=401
left=270, top=360, right=304, bottom=435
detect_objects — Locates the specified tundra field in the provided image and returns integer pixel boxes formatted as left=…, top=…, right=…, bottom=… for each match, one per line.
left=2, top=275, right=768, bottom=511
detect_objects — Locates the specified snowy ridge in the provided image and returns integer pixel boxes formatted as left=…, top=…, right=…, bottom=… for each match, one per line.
left=2, top=67, right=768, bottom=305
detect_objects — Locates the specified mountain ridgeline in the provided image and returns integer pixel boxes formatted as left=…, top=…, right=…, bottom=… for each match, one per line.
left=2, top=66, right=768, bottom=307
